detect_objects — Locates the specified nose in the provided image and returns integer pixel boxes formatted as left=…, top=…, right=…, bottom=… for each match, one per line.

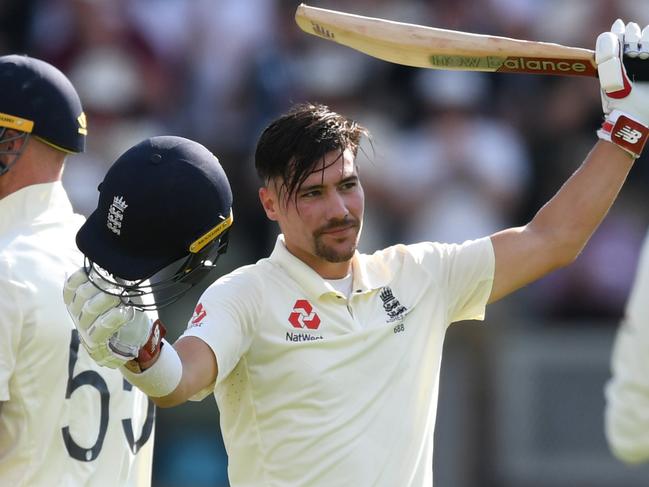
left=326, top=192, right=349, bottom=220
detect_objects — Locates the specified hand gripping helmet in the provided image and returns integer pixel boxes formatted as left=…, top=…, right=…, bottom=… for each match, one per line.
left=0, top=54, right=86, bottom=175
left=77, top=136, right=233, bottom=309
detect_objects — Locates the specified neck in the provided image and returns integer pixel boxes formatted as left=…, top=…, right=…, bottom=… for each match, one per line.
left=316, top=261, right=352, bottom=280
left=0, top=143, right=65, bottom=200
left=0, top=167, right=62, bottom=200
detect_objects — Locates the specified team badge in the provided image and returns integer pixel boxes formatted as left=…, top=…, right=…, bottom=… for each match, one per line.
left=107, top=196, right=128, bottom=236
left=379, top=287, right=408, bottom=322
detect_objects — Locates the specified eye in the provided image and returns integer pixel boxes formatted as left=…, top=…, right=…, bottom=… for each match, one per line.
left=340, top=180, right=357, bottom=191
left=300, top=189, right=321, bottom=198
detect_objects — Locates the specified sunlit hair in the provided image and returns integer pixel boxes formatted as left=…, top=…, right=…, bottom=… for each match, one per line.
left=255, top=103, right=370, bottom=204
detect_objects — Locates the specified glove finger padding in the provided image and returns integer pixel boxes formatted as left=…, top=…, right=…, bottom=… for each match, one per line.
left=110, top=309, right=153, bottom=359
left=85, top=306, right=153, bottom=368
left=596, top=19, right=649, bottom=158
left=87, top=301, right=132, bottom=344
left=79, top=289, right=121, bottom=330
left=63, top=267, right=118, bottom=320
left=63, top=267, right=88, bottom=301
left=640, top=27, right=649, bottom=60
left=624, top=22, right=642, bottom=58
left=62, top=266, right=156, bottom=369
left=94, top=343, right=131, bottom=369
left=70, top=280, right=105, bottom=326
left=596, top=31, right=626, bottom=94
left=611, top=18, right=626, bottom=38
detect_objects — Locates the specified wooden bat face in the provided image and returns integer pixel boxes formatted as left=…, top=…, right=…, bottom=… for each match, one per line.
left=295, top=4, right=649, bottom=80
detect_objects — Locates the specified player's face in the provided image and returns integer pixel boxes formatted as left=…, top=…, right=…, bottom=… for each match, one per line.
left=260, top=148, right=364, bottom=278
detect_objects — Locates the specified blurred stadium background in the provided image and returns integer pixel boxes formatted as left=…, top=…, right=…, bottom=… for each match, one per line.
left=3, top=0, right=649, bottom=485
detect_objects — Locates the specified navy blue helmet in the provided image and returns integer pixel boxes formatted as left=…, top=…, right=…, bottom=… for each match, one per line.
left=0, top=55, right=86, bottom=174
left=77, top=136, right=233, bottom=309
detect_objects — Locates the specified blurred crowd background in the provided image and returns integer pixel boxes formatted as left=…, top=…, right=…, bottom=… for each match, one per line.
left=3, top=0, right=649, bottom=485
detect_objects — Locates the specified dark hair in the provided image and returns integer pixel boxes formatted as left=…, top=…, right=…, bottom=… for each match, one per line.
left=254, top=103, right=369, bottom=202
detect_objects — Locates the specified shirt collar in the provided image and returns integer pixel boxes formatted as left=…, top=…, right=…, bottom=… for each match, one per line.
left=268, top=235, right=394, bottom=299
left=0, top=182, right=73, bottom=234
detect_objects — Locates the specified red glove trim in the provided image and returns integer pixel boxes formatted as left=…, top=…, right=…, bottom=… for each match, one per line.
left=606, top=64, right=632, bottom=99
left=137, top=319, right=166, bottom=367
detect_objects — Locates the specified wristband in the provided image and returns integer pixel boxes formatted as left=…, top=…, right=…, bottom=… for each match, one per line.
left=597, top=110, right=649, bottom=158
left=120, top=339, right=182, bottom=397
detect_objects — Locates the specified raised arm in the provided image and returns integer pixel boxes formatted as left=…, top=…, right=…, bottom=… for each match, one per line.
left=488, top=141, right=632, bottom=303
left=488, top=20, right=649, bottom=303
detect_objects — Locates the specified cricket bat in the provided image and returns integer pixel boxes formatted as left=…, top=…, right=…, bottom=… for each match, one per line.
left=295, top=4, right=649, bottom=80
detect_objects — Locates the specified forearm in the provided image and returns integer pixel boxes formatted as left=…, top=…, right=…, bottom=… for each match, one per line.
left=528, top=140, right=634, bottom=266
left=122, top=335, right=218, bottom=408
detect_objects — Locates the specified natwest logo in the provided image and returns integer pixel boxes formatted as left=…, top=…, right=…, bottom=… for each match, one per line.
left=288, top=299, right=321, bottom=330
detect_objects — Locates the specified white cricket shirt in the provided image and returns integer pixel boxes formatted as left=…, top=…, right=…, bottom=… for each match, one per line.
left=605, top=231, right=649, bottom=463
left=183, top=234, right=494, bottom=486
left=0, top=182, right=155, bottom=487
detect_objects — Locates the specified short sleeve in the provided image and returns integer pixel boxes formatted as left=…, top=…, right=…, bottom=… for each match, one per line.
left=444, top=237, right=495, bottom=322
left=180, top=267, right=264, bottom=399
left=411, top=237, right=494, bottom=324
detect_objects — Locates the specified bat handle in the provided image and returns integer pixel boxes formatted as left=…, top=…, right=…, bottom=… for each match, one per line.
left=624, top=57, right=649, bottom=82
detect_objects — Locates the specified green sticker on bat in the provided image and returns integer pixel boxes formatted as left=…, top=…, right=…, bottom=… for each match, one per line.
left=428, top=55, right=507, bottom=70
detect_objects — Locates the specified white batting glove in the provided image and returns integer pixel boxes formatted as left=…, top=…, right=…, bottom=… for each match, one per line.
left=63, top=268, right=162, bottom=369
left=596, top=19, right=649, bottom=158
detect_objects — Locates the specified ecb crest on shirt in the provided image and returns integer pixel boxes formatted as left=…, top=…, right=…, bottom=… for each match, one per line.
left=379, top=287, right=407, bottom=322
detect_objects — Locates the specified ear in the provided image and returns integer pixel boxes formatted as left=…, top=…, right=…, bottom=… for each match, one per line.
left=259, top=186, right=279, bottom=221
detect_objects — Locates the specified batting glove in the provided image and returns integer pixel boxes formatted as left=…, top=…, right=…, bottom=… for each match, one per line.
left=63, top=268, right=165, bottom=369
left=596, top=19, right=649, bottom=158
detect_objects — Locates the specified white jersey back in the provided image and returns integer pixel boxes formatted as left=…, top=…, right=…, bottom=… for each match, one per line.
left=0, top=183, right=155, bottom=487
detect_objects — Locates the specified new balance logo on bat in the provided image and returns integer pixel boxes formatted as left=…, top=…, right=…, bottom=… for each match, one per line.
left=615, top=126, right=643, bottom=145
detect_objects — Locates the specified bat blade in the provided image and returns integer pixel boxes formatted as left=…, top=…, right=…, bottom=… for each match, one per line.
left=295, top=4, right=598, bottom=77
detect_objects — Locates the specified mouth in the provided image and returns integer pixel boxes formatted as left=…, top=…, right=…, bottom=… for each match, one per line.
left=321, top=224, right=353, bottom=234
left=317, top=222, right=360, bottom=241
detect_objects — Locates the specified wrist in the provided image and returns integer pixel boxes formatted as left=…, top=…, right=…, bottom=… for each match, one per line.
left=123, top=319, right=166, bottom=373
left=597, top=110, right=649, bottom=159
left=120, top=339, right=183, bottom=397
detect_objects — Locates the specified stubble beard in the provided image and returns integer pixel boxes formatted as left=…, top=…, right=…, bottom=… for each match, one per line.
left=313, top=220, right=361, bottom=263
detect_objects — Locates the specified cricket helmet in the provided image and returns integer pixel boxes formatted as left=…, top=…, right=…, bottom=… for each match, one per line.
left=0, top=54, right=86, bottom=174
left=77, top=136, right=233, bottom=309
